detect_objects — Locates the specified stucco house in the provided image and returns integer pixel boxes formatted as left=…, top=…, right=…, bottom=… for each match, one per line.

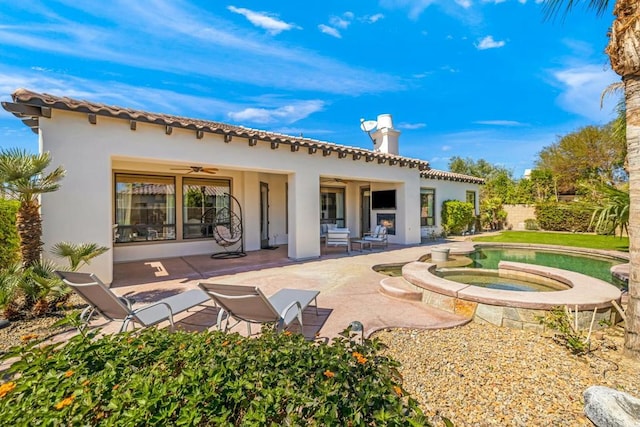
left=2, top=89, right=483, bottom=283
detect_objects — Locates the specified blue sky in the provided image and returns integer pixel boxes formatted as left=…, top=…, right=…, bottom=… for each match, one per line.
left=0, top=0, right=619, bottom=178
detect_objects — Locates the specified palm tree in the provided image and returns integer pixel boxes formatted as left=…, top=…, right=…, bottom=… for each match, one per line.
left=0, top=149, right=66, bottom=268
left=50, top=242, right=109, bottom=271
left=545, top=0, right=640, bottom=357
left=585, top=181, right=629, bottom=236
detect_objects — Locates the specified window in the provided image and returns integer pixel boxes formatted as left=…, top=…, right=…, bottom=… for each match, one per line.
left=466, top=190, right=477, bottom=213
left=320, top=187, right=345, bottom=228
left=420, top=188, right=435, bottom=226
left=115, top=174, right=176, bottom=242
left=183, top=178, right=231, bottom=239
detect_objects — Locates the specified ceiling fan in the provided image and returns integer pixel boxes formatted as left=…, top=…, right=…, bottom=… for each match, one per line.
left=169, top=166, right=219, bottom=175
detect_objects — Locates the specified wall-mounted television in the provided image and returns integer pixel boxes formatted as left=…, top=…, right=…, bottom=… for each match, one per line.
left=371, top=190, right=396, bottom=210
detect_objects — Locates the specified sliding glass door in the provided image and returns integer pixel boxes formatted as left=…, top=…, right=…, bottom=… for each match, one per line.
left=320, top=187, right=345, bottom=228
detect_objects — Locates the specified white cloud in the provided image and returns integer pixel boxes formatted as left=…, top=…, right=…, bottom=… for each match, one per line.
left=412, top=71, right=434, bottom=78
left=0, top=65, right=325, bottom=128
left=476, top=35, right=506, bottom=50
left=473, top=120, right=527, bottom=126
left=227, top=6, right=299, bottom=35
left=552, top=64, right=620, bottom=122
left=379, top=0, right=438, bottom=20
left=329, top=16, right=351, bottom=29
left=405, top=128, right=559, bottom=178
left=399, top=122, right=427, bottom=130
left=562, top=38, right=595, bottom=57
left=318, top=24, right=342, bottom=38
left=441, top=145, right=452, bottom=151
left=455, top=0, right=472, bottom=8
left=275, top=127, right=334, bottom=136
left=0, top=2, right=403, bottom=96
left=364, top=13, right=385, bottom=23
left=228, top=100, right=326, bottom=124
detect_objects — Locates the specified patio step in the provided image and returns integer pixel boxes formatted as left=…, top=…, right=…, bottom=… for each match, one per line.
left=379, top=277, right=423, bottom=301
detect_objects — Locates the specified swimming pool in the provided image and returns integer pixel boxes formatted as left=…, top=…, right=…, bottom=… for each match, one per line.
left=470, top=246, right=626, bottom=288
left=373, top=243, right=626, bottom=330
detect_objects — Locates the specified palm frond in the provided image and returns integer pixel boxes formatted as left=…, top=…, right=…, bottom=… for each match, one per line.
left=0, top=149, right=66, bottom=202
left=51, top=242, right=110, bottom=271
left=585, top=182, right=629, bottom=237
left=600, top=81, right=624, bottom=108
left=544, top=0, right=612, bottom=21
left=0, top=263, right=22, bottom=307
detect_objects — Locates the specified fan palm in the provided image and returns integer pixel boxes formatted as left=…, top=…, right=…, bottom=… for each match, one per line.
left=585, top=182, right=629, bottom=236
left=545, top=0, right=640, bottom=356
left=50, top=242, right=109, bottom=271
left=0, top=148, right=66, bottom=268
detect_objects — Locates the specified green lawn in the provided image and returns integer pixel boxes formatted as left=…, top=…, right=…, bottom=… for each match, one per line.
left=472, top=231, right=629, bottom=252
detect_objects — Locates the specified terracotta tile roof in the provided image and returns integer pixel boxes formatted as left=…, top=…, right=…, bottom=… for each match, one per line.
left=2, top=88, right=430, bottom=170
left=421, top=169, right=485, bottom=184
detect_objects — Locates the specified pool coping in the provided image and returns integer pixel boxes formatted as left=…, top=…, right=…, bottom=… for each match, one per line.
left=402, top=260, right=623, bottom=311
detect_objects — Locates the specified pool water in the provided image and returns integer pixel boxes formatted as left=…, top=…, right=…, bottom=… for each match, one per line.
left=471, top=248, right=626, bottom=288
left=375, top=247, right=627, bottom=291
left=439, top=270, right=567, bottom=292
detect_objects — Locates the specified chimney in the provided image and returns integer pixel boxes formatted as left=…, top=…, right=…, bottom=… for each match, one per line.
left=371, top=114, right=400, bottom=155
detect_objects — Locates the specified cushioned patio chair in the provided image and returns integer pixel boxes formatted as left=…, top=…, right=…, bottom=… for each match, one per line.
left=320, top=223, right=337, bottom=243
left=56, top=271, right=209, bottom=332
left=362, top=225, right=388, bottom=248
left=325, top=228, right=351, bottom=252
left=198, top=282, right=319, bottom=335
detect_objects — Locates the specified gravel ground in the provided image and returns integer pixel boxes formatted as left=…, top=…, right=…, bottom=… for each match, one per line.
left=375, top=322, right=640, bottom=426
left=0, top=295, right=84, bottom=354
left=3, top=302, right=639, bottom=426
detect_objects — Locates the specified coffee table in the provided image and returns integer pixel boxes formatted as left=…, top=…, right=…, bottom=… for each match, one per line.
left=351, top=239, right=372, bottom=251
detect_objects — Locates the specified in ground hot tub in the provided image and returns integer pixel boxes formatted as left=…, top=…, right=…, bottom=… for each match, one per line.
left=397, top=260, right=622, bottom=331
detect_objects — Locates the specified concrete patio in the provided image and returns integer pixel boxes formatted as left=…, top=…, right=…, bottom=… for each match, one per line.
left=107, top=240, right=473, bottom=339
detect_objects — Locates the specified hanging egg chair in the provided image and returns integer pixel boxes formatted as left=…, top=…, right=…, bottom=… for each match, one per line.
left=210, top=193, right=246, bottom=259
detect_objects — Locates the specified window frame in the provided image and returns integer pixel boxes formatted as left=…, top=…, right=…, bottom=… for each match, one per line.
left=114, top=173, right=233, bottom=245
left=113, top=173, right=176, bottom=243
left=420, top=188, right=436, bottom=227
left=182, top=177, right=231, bottom=240
left=320, top=186, right=346, bottom=228
left=466, top=190, right=477, bottom=214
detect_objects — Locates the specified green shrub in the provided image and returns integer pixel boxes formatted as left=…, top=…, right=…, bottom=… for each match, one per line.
left=538, top=307, right=589, bottom=355
left=441, top=200, right=474, bottom=234
left=0, top=327, right=428, bottom=426
left=535, top=202, right=593, bottom=232
left=0, top=198, right=20, bottom=270
left=524, top=218, right=539, bottom=230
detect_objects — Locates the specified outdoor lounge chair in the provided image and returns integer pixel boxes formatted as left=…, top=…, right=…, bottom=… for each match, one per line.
left=198, top=282, right=319, bottom=335
left=56, top=271, right=209, bottom=332
left=362, top=225, right=388, bottom=248
left=325, top=228, right=351, bottom=252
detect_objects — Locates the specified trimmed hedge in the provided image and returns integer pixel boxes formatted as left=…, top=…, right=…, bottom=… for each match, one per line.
left=0, top=198, right=20, bottom=269
left=535, top=202, right=593, bottom=232
left=442, top=200, right=474, bottom=234
left=0, top=327, right=429, bottom=426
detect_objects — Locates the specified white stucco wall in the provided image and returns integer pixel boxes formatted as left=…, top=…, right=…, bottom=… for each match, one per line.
left=420, top=178, right=482, bottom=236
left=38, top=109, right=427, bottom=282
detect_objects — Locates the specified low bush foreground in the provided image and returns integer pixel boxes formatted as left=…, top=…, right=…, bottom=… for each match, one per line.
left=0, top=326, right=428, bottom=426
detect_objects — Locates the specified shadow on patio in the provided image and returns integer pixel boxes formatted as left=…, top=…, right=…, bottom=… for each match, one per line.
left=112, top=242, right=435, bottom=288
left=108, top=238, right=470, bottom=339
